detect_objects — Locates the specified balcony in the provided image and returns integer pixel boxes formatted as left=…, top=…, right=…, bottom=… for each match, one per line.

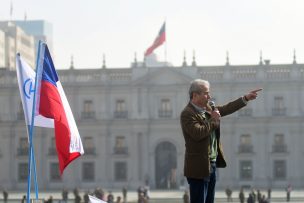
left=17, top=112, right=25, bottom=120
left=114, top=111, right=128, bottom=119
left=17, top=148, right=29, bottom=156
left=48, top=148, right=57, bottom=156
left=113, top=147, right=128, bottom=155
left=158, top=110, right=173, bottom=118
left=81, top=111, right=96, bottom=119
left=84, top=147, right=96, bottom=155
left=238, top=145, right=254, bottom=153
left=272, top=144, right=287, bottom=153
left=238, top=108, right=252, bottom=117
left=272, top=108, right=286, bottom=116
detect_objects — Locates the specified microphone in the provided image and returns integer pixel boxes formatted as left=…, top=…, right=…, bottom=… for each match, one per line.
left=209, top=100, right=215, bottom=111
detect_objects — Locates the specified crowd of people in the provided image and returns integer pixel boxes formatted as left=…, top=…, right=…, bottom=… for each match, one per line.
left=1, top=184, right=295, bottom=203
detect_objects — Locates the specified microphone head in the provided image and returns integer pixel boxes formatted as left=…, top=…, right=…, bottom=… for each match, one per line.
left=209, top=100, right=215, bottom=111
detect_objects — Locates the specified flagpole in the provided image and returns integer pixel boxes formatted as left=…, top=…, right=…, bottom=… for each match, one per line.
left=17, top=53, right=40, bottom=203
left=26, top=137, right=33, bottom=203
left=164, top=41, right=167, bottom=66
left=17, top=53, right=35, bottom=202
left=26, top=40, right=43, bottom=203
left=164, top=20, right=167, bottom=65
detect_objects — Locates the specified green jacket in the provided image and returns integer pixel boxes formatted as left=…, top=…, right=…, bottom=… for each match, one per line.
left=180, top=97, right=246, bottom=179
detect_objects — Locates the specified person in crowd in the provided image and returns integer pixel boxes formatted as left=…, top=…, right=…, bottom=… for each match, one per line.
left=94, top=187, right=105, bottom=201
left=116, top=196, right=122, bottom=203
left=267, top=188, right=271, bottom=200
left=84, top=190, right=90, bottom=203
left=286, top=184, right=292, bottom=202
left=239, top=188, right=245, bottom=203
left=225, top=187, right=233, bottom=202
left=247, top=194, right=254, bottom=203
left=122, top=187, right=127, bottom=203
left=62, top=188, right=69, bottom=203
left=183, top=190, right=190, bottom=203
left=21, top=195, right=26, bottom=203
left=107, top=191, right=114, bottom=203
left=3, top=189, right=8, bottom=203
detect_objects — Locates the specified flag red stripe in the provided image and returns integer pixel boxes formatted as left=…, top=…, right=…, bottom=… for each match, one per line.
left=39, top=81, right=80, bottom=174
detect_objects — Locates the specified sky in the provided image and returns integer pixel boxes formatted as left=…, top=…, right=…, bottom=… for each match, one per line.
left=1, top=0, right=304, bottom=69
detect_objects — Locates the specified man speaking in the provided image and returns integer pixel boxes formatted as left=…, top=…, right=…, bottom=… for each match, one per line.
left=180, top=79, right=262, bottom=203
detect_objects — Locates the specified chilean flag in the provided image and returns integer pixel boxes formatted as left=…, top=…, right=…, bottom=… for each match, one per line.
left=144, top=22, right=166, bottom=57
left=35, top=42, right=84, bottom=175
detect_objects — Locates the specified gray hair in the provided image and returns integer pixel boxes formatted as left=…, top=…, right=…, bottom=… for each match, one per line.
left=189, top=79, right=210, bottom=99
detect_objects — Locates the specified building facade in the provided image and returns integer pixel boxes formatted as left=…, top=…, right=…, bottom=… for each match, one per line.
left=0, top=59, right=303, bottom=191
left=0, top=30, right=5, bottom=68
left=0, top=21, right=35, bottom=70
left=13, top=20, right=53, bottom=58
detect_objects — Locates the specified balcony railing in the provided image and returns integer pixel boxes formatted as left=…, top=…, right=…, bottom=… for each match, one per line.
left=272, top=108, right=286, bottom=116
left=158, top=110, right=173, bottom=118
left=81, top=112, right=96, bottom=119
left=48, top=148, right=57, bottom=156
left=114, top=111, right=128, bottom=119
left=272, top=144, right=287, bottom=153
left=113, top=147, right=128, bottom=155
left=84, top=147, right=96, bottom=155
left=238, top=108, right=252, bottom=117
left=238, top=145, right=253, bottom=153
left=17, top=112, right=25, bottom=120
left=17, top=148, right=29, bottom=156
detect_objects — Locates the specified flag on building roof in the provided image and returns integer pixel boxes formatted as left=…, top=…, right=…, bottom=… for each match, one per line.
left=16, top=53, right=54, bottom=128
left=144, top=22, right=166, bottom=57
left=35, top=42, right=84, bottom=175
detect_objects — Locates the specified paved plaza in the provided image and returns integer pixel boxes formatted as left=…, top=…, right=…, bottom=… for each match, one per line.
left=2, top=189, right=304, bottom=203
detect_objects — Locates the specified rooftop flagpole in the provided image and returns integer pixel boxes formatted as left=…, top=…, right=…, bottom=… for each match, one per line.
left=164, top=19, right=167, bottom=65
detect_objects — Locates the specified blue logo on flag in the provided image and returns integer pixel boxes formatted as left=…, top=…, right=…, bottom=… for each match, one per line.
left=23, top=78, right=35, bottom=99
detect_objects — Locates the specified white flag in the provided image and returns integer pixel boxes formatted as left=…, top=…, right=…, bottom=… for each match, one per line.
left=16, top=53, right=54, bottom=128
left=88, top=195, right=107, bottom=203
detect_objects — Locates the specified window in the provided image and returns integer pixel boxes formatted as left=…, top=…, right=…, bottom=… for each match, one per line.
left=274, top=160, right=286, bottom=179
left=273, top=96, right=286, bottom=116
left=116, top=99, right=125, bottom=111
left=84, top=137, right=95, bottom=155
left=18, top=137, right=28, bottom=155
left=17, top=102, right=24, bottom=120
left=115, top=162, right=127, bottom=181
left=49, top=137, right=56, bottom=155
left=159, top=99, right=172, bottom=118
left=114, top=99, right=127, bottom=118
left=82, top=100, right=95, bottom=119
left=114, top=136, right=128, bottom=154
left=83, top=162, right=95, bottom=181
left=274, top=134, right=284, bottom=145
left=18, top=163, right=28, bottom=181
left=240, top=161, right=252, bottom=180
left=84, top=100, right=93, bottom=112
left=238, top=107, right=252, bottom=117
left=273, top=134, right=287, bottom=152
left=50, top=163, right=61, bottom=181
left=239, top=134, right=253, bottom=153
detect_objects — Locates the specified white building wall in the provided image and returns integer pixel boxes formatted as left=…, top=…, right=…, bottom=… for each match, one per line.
left=0, top=30, right=5, bottom=68
left=0, top=22, right=35, bottom=70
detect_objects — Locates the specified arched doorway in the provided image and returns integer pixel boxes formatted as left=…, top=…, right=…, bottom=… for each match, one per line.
left=155, top=141, right=177, bottom=189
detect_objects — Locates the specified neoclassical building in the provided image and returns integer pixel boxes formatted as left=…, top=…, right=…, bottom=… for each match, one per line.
left=0, top=55, right=304, bottom=190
